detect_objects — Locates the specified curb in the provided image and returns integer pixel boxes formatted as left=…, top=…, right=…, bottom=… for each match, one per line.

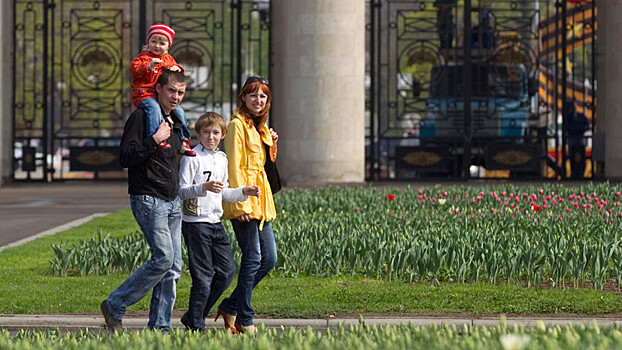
left=1, top=314, right=621, bottom=333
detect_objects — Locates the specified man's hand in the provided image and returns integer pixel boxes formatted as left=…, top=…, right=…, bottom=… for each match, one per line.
left=202, top=181, right=224, bottom=193
left=243, top=185, right=261, bottom=197
left=152, top=119, right=171, bottom=144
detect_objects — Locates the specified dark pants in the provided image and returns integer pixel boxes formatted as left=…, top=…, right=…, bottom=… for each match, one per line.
left=218, top=220, right=277, bottom=327
left=182, top=221, right=235, bottom=329
left=569, top=144, right=586, bottom=179
left=436, top=6, right=454, bottom=49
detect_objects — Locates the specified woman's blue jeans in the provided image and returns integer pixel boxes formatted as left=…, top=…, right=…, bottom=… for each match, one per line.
left=182, top=221, right=235, bottom=329
left=139, top=97, right=191, bottom=140
left=218, top=220, right=277, bottom=327
left=106, top=195, right=182, bottom=330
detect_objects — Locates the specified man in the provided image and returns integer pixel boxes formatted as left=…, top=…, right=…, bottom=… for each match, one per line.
left=434, top=0, right=458, bottom=49
left=100, top=69, right=187, bottom=333
left=564, top=100, right=591, bottom=179
left=471, top=10, right=496, bottom=49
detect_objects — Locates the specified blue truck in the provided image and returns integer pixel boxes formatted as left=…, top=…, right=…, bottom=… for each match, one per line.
left=395, top=61, right=541, bottom=177
left=419, top=62, right=531, bottom=140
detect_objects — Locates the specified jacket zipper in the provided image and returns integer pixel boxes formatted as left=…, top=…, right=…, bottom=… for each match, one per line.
left=151, top=158, right=172, bottom=173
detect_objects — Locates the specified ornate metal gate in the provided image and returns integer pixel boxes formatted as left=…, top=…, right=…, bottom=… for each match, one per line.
left=13, top=0, right=271, bottom=181
left=366, top=0, right=597, bottom=180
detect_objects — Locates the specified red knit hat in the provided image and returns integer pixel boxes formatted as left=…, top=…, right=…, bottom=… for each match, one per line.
left=147, top=23, right=175, bottom=46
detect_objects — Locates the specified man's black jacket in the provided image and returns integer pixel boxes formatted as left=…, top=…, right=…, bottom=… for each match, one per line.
left=119, top=108, right=183, bottom=202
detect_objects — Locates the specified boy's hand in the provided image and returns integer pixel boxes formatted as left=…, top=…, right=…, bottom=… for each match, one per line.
left=169, top=65, right=181, bottom=72
left=149, top=58, right=163, bottom=69
left=153, top=118, right=171, bottom=144
left=237, top=214, right=252, bottom=222
left=202, top=181, right=224, bottom=193
left=243, top=185, right=261, bottom=197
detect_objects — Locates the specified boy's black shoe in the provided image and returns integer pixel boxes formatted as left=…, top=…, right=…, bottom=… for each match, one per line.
left=180, top=312, right=205, bottom=332
left=100, top=300, right=123, bottom=332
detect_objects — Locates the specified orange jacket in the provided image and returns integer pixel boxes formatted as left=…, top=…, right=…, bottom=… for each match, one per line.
left=130, top=50, right=184, bottom=107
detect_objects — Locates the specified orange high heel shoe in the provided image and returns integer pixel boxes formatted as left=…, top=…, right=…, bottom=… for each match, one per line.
left=234, top=322, right=256, bottom=334
left=215, top=309, right=237, bottom=334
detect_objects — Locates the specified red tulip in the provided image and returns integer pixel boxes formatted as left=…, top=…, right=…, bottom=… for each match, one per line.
left=387, top=194, right=395, bottom=201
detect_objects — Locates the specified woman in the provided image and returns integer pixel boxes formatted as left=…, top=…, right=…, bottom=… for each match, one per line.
left=215, top=76, right=278, bottom=334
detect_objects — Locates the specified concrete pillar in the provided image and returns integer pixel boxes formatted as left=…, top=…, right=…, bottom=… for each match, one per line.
left=271, top=0, right=366, bottom=184
left=597, top=1, right=622, bottom=179
left=0, top=0, right=14, bottom=185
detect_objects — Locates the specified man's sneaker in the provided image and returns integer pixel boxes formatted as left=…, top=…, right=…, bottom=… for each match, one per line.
left=159, top=141, right=171, bottom=150
left=100, top=300, right=122, bottom=332
left=180, top=139, right=196, bottom=157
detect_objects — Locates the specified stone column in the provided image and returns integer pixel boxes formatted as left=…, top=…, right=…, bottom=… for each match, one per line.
left=0, top=0, right=14, bottom=185
left=271, top=0, right=366, bottom=184
left=597, top=1, right=622, bottom=179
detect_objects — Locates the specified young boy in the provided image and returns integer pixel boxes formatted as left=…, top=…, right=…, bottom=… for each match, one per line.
left=178, top=112, right=260, bottom=332
left=131, top=23, right=195, bottom=156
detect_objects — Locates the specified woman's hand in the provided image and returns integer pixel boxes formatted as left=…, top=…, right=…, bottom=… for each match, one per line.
left=169, top=65, right=181, bottom=72
left=269, top=128, right=279, bottom=143
left=237, top=214, right=252, bottom=222
left=202, top=181, right=224, bottom=193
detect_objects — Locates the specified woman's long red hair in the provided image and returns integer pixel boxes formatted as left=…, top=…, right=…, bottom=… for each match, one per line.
left=236, top=80, right=271, bottom=133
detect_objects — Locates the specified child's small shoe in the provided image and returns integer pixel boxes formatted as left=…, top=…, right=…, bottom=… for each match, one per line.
left=180, top=139, right=196, bottom=156
left=159, top=141, right=171, bottom=150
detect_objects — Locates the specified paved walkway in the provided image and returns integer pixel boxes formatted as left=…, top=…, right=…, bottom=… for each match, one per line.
left=0, top=181, right=129, bottom=249
left=0, top=314, right=620, bottom=333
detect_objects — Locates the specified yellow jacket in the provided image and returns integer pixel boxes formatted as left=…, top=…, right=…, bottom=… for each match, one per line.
left=222, top=109, right=277, bottom=227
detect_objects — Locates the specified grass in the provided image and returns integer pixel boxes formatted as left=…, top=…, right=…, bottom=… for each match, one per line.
left=5, top=322, right=622, bottom=350
left=2, top=208, right=622, bottom=317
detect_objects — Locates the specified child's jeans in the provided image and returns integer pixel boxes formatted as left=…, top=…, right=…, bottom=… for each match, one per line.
left=139, top=97, right=191, bottom=140
left=182, top=221, right=236, bottom=329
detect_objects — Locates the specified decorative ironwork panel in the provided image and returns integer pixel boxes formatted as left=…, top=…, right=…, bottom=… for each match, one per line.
left=56, top=0, right=132, bottom=138
left=237, top=0, right=271, bottom=87
left=13, top=0, right=272, bottom=181
left=366, top=0, right=596, bottom=180
left=14, top=0, right=48, bottom=180
left=14, top=0, right=46, bottom=138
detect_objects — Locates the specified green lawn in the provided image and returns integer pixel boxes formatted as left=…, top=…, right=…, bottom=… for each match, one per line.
left=2, top=206, right=622, bottom=317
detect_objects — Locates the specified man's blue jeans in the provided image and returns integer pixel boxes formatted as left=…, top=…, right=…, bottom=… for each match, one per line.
left=139, top=97, right=191, bottom=140
left=106, top=195, right=182, bottom=329
left=218, top=220, right=277, bottom=327
left=182, top=221, right=235, bottom=329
